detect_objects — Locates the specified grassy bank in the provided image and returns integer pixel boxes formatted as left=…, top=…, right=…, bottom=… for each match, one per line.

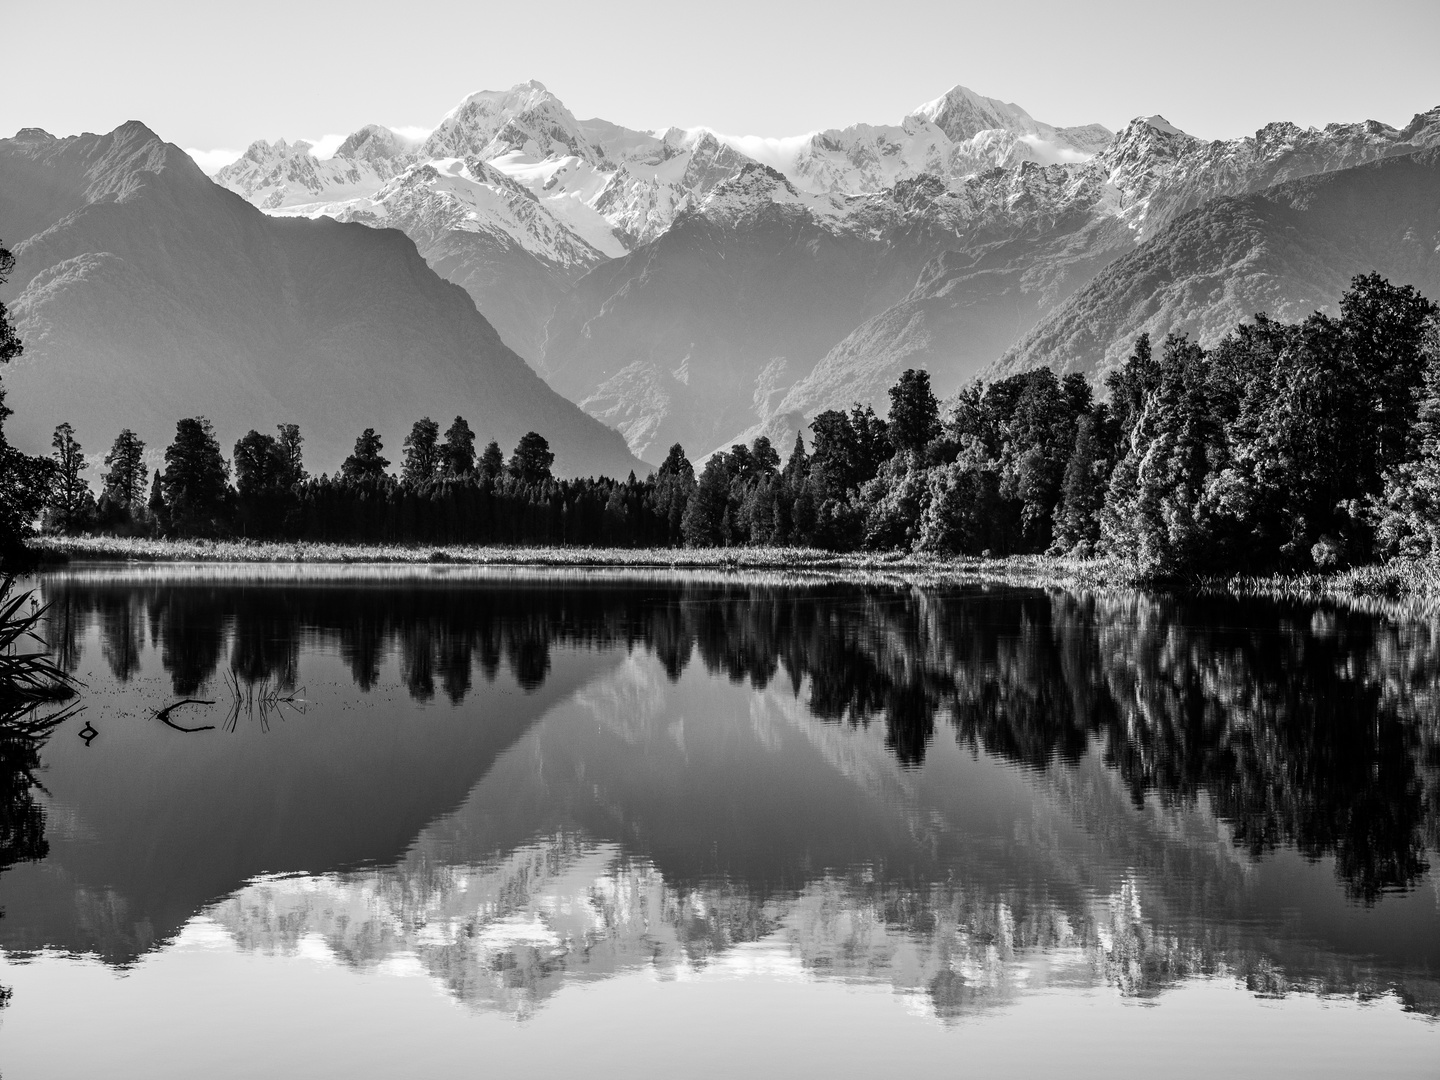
left=25, top=536, right=1440, bottom=608
left=28, top=536, right=1120, bottom=587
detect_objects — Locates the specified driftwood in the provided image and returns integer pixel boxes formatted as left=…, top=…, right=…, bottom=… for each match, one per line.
left=153, top=698, right=216, bottom=733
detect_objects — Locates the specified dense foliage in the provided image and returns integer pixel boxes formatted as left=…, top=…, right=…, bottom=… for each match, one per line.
left=0, top=241, right=52, bottom=571
left=11, top=272, right=1439, bottom=575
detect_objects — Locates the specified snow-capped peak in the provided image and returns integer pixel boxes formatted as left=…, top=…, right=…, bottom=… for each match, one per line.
left=693, top=162, right=811, bottom=223
left=335, top=124, right=422, bottom=164
left=1139, top=114, right=1187, bottom=136
left=436, top=80, right=554, bottom=126
left=420, top=81, right=603, bottom=164
left=907, top=84, right=1042, bottom=142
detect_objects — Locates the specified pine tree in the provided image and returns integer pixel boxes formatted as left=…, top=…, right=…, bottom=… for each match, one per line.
left=47, top=422, right=95, bottom=533
left=887, top=368, right=940, bottom=456
left=509, top=432, right=554, bottom=485
left=275, top=423, right=306, bottom=488
left=401, top=417, right=441, bottom=486
left=650, top=443, right=695, bottom=545
left=682, top=456, right=731, bottom=547
left=102, top=429, right=148, bottom=508
left=441, top=416, right=477, bottom=478
left=341, top=428, right=389, bottom=483
left=479, top=440, right=505, bottom=483
left=1370, top=318, right=1440, bottom=555
left=160, top=417, right=230, bottom=534
left=1051, top=413, right=1106, bottom=554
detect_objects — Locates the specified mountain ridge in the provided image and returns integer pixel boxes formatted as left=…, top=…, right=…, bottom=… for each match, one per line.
left=0, top=121, right=644, bottom=478
left=990, top=146, right=1440, bottom=382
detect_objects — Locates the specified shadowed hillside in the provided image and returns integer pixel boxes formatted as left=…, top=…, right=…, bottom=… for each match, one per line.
left=993, top=148, right=1440, bottom=381
left=0, top=123, right=642, bottom=478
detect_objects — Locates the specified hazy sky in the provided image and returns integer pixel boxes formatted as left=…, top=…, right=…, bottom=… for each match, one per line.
left=6, top=0, right=1438, bottom=168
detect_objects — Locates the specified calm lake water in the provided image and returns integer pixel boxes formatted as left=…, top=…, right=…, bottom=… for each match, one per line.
left=1, top=565, right=1437, bottom=1078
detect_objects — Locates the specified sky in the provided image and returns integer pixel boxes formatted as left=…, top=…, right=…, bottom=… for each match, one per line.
left=5, top=0, right=1439, bottom=172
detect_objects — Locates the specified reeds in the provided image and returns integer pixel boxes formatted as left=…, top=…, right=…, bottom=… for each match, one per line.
left=1, top=578, right=77, bottom=704
left=26, top=536, right=1440, bottom=611
left=0, top=576, right=80, bottom=735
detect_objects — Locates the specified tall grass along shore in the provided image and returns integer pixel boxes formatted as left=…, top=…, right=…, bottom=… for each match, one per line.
left=28, top=536, right=1440, bottom=611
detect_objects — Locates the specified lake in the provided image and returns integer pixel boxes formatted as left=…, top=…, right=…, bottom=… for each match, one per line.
left=1, top=565, right=1437, bottom=1078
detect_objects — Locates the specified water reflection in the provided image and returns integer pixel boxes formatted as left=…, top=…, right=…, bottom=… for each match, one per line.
left=3, top=570, right=1437, bottom=1026
left=34, top=574, right=1440, bottom=903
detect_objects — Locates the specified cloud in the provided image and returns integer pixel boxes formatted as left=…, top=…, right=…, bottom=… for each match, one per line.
left=711, top=132, right=817, bottom=173
left=185, top=147, right=243, bottom=175
left=388, top=125, right=433, bottom=144
left=1016, top=134, right=1095, bottom=164
left=305, top=133, right=347, bottom=160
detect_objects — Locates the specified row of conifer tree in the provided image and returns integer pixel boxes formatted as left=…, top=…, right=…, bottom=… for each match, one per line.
left=16, top=273, right=1440, bottom=576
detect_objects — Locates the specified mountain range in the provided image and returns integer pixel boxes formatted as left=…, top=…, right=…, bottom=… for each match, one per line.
left=6, top=82, right=1438, bottom=471
left=206, top=83, right=1440, bottom=461
left=0, top=121, right=642, bottom=477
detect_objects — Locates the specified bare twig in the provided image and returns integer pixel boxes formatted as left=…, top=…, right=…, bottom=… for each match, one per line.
left=154, top=698, right=217, bottom=733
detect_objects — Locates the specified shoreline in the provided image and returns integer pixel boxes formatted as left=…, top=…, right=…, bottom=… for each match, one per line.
left=25, top=536, right=1440, bottom=612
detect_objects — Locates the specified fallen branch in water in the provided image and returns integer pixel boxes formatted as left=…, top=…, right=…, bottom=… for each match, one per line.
left=154, top=698, right=216, bottom=732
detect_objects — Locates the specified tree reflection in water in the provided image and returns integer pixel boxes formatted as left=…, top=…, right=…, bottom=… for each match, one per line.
left=40, top=578, right=1440, bottom=907
left=0, top=703, right=73, bottom=1007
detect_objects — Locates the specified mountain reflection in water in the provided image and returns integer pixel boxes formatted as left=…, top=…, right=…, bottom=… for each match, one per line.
left=3, top=569, right=1438, bottom=1025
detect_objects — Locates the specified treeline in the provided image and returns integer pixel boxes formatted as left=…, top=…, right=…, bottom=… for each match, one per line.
left=10, top=265, right=1440, bottom=574
left=672, top=272, right=1440, bottom=572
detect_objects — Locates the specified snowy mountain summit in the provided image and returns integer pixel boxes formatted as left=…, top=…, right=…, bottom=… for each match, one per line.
left=204, top=82, right=1440, bottom=466
left=212, top=80, right=1114, bottom=254
left=208, top=77, right=1112, bottom=368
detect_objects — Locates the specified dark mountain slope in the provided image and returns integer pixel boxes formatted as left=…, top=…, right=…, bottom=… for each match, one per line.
left=0, top=122, right=641, bottom=477
left=758, top=212, right=1133, bottom=450
left=539, top=170, right=936, bottom=462
left=993, top=148, right=1440, bottom=381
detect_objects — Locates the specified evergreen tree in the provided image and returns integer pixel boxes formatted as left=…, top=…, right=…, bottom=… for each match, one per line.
left=233, top=431, right=283, bottom=497
left=1370, top=317, right=1440, bottom=555
left=102, top=429, right=148, bottom=508
left=509, top=432, right=554, bottom=484
left=601, top=483, right=630, bottom=545
left=1339, top=273, right=1438, bottom=474
left=232, top=429, right=295, bottom=536
left=479, top=440, right=505, bottom=483
left=1051, top=413, right=1107, bottom=554
left=147, top=469, right=170, bottom=533
left=401, top=417, right=441, bottom=486
left=808, top=411, right=859, bottom=497
left=341, top=428, right=390, bottom=483
left=1101, top=334, right=1217, bottom=574
left=887, top=368, right=941, bottom=456
left=849, top=404, right=892, bottom=476
left=160, top=417, right=230, bottom=534
left=441, top=416, right=477, bottom=478
left=781, top=432, right=811, bottom=543
left=682, top=456, right=731, bottom=547
left=750, top=435, right=781, bottom=476
left=650, top=443, right=696, bottom=545
left=276, top=423, right=306, bottom=488
left=860, top=454, right=926, bottom=551
left=47, top=422, right=95, bottom=534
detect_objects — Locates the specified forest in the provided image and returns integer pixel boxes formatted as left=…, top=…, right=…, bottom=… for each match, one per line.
left=2, top=238, right=1438, bottom=578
